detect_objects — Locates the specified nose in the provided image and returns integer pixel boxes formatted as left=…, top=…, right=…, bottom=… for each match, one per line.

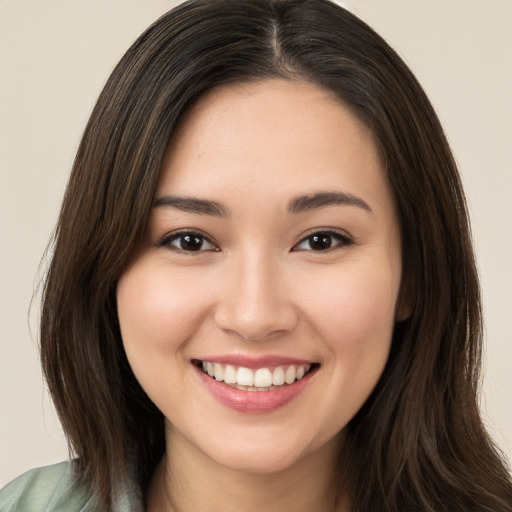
left=213, top=251, right=298, bottom=341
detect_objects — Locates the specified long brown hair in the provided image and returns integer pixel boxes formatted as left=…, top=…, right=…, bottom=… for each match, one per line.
left=40, top=0, right=512, bottom=510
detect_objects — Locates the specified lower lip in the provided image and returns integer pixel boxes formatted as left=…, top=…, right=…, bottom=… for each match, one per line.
left=194, top=365, right=316, bottom=413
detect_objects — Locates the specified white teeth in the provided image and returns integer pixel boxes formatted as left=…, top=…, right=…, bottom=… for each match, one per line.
left=199, top=361, right=314, bottom=389
left=254, top=368, right=273, bottom=388
left=224, top=365, right=237, bottom=384
left=213, top=363, right=224, bottom=381
left=272, top=366, right=285, bottom=386
left=285, top=365, right=296, bottom=384
left=236, top=367, right=254, bottom=387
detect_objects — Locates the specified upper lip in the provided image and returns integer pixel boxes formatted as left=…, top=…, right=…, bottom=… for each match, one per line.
left=192, top=354, right=317, bottom=369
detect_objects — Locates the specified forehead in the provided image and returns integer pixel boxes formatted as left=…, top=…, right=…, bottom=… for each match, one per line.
left=158, top=80, right=391, bottom=213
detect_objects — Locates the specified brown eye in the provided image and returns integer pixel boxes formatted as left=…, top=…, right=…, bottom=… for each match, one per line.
left=294, top=230, right=352, bottom=252
left=159, top=231, right=218, bottom=252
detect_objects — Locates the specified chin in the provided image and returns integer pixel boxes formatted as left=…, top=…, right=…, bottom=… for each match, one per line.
left=187, top=423, right=343, bottom=476
left=217, top=447, right=304, bottom=475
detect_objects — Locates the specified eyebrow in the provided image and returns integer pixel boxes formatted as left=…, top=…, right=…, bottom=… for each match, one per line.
left=153, top=195, right=229, bottom=216
left=288, top=191, right=372, bottom=214
left=153, top=190, right=371, bottom=217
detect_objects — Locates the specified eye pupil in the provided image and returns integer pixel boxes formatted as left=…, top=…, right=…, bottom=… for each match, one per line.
left=310, top=233, right=332, bottom=250
left=180, top=234, right=203, bottom=251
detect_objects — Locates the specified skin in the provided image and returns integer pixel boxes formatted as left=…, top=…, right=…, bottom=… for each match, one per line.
left=117, top=80, right=405, bottom=511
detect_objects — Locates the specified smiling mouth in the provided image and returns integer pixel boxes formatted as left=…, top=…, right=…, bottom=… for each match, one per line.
left=193, top=360, right=319, bottom=391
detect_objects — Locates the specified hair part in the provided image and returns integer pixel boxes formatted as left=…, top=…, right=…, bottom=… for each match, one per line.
left=40, top=0, right=512, bottom=510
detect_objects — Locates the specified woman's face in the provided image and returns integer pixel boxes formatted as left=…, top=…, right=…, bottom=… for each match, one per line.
left=117, top=80, right=404, bottom=475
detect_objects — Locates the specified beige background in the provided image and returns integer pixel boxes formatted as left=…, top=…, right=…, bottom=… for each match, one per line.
left=1, top=0, right=511, bottom=487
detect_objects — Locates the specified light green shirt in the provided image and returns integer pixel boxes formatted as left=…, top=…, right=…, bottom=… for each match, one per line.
left=0, top=462, right=96, bottom=511
left=0, top=461, right=143, bottom=512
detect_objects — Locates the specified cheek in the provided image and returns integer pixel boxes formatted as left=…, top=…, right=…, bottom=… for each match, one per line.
left=299, top=261, right=400, bottom=397
left=308, top=266, right=399, bottom=341
left=116, top=263, right=210, bottom=367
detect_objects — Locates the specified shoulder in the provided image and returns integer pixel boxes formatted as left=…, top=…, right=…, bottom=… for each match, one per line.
left=0, top=461, right=96, bottom=512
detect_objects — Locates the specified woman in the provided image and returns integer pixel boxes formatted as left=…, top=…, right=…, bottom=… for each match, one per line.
left=1, top=0, right=511, bottom=510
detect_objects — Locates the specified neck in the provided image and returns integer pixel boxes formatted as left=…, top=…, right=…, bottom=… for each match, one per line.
left=146, top=424, right=349, bottom=512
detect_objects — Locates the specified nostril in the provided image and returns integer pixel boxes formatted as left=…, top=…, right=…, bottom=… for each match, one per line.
left=213, top=303, right=299, bottom=342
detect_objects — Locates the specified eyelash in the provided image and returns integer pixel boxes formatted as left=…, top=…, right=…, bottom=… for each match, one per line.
left=157, top=230, right=219, bottom=253
left=157, top=228, right=353, bottom=253
left=292, top=229, right=354, bottom=252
